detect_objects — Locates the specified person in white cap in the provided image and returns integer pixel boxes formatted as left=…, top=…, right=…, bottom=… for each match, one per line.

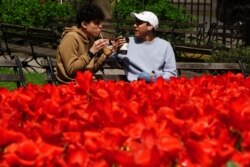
left=113, top=11, right=177, bottom=82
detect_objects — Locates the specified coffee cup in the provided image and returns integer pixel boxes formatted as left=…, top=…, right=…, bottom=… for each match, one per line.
left=103, top=45, right=113, bottom=56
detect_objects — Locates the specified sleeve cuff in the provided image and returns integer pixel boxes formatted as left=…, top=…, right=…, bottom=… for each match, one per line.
left=88, top=51, right=95, bottom=59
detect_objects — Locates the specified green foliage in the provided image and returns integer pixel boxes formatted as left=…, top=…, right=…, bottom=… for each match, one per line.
left=206, top=46, right=250, bottom=73
left=207, top=47, right=250, bottom=64
left=113, top=0, right=192, bottom=22
left=226, top=161, right=239, bottom=167
left=112, top=0, right=193, bottom=38
left=0, top=0, right=75, bottom=28
left=25, top=72, right=46, bottom=86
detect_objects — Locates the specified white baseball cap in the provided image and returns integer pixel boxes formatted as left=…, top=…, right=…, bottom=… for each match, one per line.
left=130, top=11, right=159, bottom=30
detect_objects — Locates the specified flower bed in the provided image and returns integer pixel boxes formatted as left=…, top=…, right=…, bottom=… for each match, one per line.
left=0, top=71, right=250, bottom=166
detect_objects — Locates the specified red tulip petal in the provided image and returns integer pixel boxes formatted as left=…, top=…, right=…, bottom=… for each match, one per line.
left=185, top=139, right=211, bottom=166
left=16, top=140, right=39, bottom=160
left=66, top=149, right=89, bottom=166
left=0, top=128, right=26, bottom=147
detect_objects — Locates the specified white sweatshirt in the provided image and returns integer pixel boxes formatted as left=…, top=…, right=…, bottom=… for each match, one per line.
left=117, top=37, right=177, bottom=81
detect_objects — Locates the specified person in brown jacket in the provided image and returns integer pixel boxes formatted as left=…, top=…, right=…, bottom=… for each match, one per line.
left=56, top=3, right=111, bottom=84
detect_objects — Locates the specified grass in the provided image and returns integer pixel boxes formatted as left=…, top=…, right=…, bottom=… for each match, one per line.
left=0, top=68, right=47, bottom=90
left=24, top=72, right=47, bottom=85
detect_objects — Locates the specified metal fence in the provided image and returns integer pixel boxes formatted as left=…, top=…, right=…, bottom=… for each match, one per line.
left=169, top=0, right=246, bottom=48
left=169, top=0, right=217, bottom=25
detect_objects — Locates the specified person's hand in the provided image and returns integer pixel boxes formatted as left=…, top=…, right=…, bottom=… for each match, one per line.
left=111, top=36, right=127, bottom=53
left=138, top=72, right=156, bottom=83
left=103, top=45, right=113, bottom=56
left=90, top=39, right=109, bottom=54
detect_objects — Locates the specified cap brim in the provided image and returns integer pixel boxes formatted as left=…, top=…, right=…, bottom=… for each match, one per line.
left=130, top=12, right=137, bottom=18
left=130, top=12, right=147, bottom=22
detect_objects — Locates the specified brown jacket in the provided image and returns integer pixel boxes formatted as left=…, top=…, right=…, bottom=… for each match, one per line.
left=56, top=26, right=106, bottom=84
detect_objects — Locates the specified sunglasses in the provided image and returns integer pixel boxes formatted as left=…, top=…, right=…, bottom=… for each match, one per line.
left=134, top=19, right=148, bottom=26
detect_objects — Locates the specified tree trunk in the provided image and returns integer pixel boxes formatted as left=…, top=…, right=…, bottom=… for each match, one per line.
left=91, top=0, right=112, bottom=19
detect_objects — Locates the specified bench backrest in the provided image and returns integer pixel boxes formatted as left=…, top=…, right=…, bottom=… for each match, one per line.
left=0, top=23, right=57, bottom=72
left=0, top=23, right=29, bottom=56
left=39, top=56, right=247, bottom=83
left=98, top=59, right=247, bottom=81
left=27, top=27, right=60, bottom=49
left=26, top=27, right=59, bottom=59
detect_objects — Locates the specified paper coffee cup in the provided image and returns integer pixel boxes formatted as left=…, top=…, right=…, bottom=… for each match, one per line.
left=103, top=45, right=112, bottom=56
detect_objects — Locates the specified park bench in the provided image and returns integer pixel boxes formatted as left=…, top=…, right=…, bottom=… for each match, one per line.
left=176, top=61, right=247, bottom=77
left=0, top=55, right=26, bottom=87
left=0, top=23, right=58, bottom=72
left=94, top=57, right=248, bottom=81
left=1, top=20, right=246, bottom=85
left=40, top=57, right=125, bottom=85
left=26, top=27, right=59, bottom=69
left=40, top=55, right=247, bottom=84
left=0, top=23, right=29, bottom=57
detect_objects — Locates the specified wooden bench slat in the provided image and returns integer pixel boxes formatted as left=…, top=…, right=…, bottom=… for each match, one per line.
left=6, top=43, right=32, bottom=54
left=96, top=60, right=247, bottom=81
left=0, top=74, right=22, bottom=82
left=38, top=56, right=247, bottom=83
left=0, top=55, right=26, bottom=87
left=176, top=62, right=241, bottom=70
left=31, top=46, right=56, bottom=58
left=95, top=74, right=127, bottom=81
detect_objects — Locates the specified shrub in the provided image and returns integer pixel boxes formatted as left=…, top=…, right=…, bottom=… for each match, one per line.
left=113, top=0, right=192, bottom=22
left=0, top=0, right=75, bottom=28
left=207, top=46, right=250, bottom=63
left=206, top=46, right=250, bottom=73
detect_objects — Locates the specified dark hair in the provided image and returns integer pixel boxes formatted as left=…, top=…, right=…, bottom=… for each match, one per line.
left=76, top=4, right=105, bottom=27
